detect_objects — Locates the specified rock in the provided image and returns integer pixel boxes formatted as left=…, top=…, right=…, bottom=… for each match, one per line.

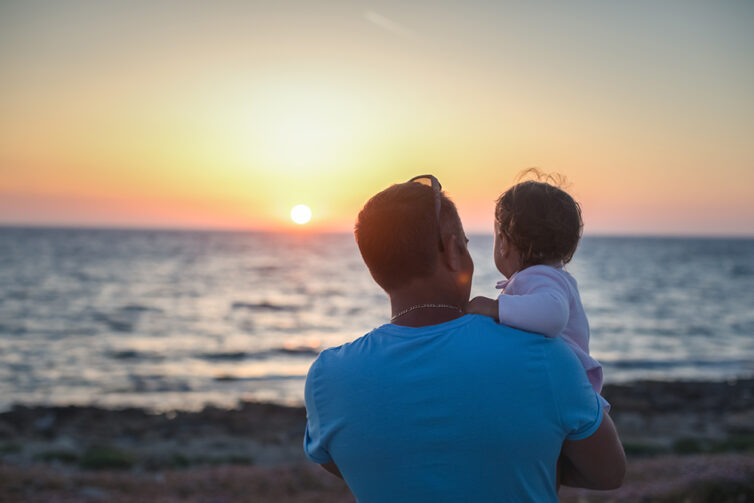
left=78, top=487, right=108, bottom=500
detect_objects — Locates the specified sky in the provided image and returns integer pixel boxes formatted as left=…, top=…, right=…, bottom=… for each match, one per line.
left=1, top=1, right=753, bottom=235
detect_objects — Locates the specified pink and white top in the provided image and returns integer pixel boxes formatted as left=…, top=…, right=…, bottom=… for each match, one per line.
left=496, top=264, right=608, bottom=408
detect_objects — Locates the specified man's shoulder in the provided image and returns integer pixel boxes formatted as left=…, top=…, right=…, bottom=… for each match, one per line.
left=446, top=315, right=564, bottom=361
left=464, top=313, right=528, bottom=337
left=309, top=315, right=559, bottom=374
left=465, top=313, right=556, bottom=341
left=468, top=314, right=580, bottom=370
left=308, top=329, right=379, bottom=377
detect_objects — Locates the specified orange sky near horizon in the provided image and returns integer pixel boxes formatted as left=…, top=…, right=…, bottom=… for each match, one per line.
left=1, top=1, right=753, bottom=236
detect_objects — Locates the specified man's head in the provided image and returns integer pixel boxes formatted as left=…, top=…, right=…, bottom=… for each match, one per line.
left=355, top=178, right=471, bottom=294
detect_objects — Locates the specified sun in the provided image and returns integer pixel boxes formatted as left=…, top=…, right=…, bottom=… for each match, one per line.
left=290, top=204, right=312, bottom=225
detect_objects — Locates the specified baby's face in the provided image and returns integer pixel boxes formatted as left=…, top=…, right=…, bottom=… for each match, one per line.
left=493, top=228, right=520, bottom=279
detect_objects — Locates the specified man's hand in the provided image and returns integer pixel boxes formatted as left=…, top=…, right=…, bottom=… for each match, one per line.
left=466, top=296, right=499, bottom=321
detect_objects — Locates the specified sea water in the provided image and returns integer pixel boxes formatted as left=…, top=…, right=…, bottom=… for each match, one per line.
left=0, top=227, right=752, bottom=411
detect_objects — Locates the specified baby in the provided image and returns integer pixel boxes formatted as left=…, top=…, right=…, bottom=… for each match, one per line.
left=467, top=172, right=608, bottom=410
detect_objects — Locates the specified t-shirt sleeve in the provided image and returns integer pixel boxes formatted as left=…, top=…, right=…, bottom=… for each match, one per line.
left=303, top=357, right=334, bottom=463
left=497, top=269, right=570, bottom=337
left=545, top=339, right=603, bottom=440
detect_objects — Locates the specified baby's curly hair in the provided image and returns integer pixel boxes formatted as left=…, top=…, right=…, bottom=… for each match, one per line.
left=495, top=169, right=583, bottom=269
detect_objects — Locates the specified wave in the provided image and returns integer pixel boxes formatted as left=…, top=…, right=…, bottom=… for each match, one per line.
left=195, top=346, right=320, bottom=362
left=196, top=351, right=249, bottom=361
left=91, top=305, right=162, bottom=333
left=231, top=301, right=303, bottom=312
left=730, top=264, right=754, bottom=277
left=214, top=374, right=306, bottom=382
left=91, top=312, right=133, bottom=333
left=119, top=304, right=163, bottom=313
left=110, top=374, right=193, bottom=393
left=276, top=346, right=321, bottom=356
left=0, top=323, right=27, bottom=336
left=108, top=350, right=165, bottom=361
left=602, top=359, right=754, bottom=370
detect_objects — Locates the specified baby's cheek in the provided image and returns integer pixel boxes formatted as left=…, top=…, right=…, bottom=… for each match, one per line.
left=493, top=249, right=505, bottom=274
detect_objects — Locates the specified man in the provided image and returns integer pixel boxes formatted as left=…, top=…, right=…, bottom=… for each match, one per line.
left=304, top=176, right=625, bottom=502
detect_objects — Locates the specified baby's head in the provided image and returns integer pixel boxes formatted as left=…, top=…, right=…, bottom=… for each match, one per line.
left=494, top=170, right=583, bottom=278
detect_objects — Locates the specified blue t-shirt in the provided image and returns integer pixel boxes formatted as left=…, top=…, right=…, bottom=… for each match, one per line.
left=304, top=314, right=602, bottom=502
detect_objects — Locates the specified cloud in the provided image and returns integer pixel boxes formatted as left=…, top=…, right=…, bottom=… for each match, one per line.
left=364, top=10, right=418, bottom=40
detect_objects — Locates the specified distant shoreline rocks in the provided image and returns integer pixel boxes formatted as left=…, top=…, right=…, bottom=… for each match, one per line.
left=1, top=378, right=753, bottom=471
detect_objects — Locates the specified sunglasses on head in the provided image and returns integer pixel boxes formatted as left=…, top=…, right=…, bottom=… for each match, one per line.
left=408, top=174, right=444, bottom=251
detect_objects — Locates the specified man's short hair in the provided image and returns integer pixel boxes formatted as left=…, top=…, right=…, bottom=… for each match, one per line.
left=355, top=181, right=460, bottom=291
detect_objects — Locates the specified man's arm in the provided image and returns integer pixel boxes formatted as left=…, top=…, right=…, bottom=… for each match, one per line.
left=304, top=357, right=340, bottom=474
left=560, top=412, right=626, bottom=490
left=321, top=461, right=344, bottom=479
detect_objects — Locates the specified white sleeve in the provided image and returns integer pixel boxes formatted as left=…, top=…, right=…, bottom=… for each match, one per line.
left=497, top=270, right=570, bottom=337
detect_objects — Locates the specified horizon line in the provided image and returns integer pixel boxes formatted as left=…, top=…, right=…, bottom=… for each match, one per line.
left=1, top=223, right=753, bottom=240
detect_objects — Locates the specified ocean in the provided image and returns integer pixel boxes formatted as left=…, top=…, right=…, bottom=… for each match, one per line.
left=1, top=227, right=752, bottom=411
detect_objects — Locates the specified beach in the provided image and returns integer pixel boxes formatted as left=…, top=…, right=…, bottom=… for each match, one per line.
left=2, top=378, right=753, bottom=502
left=2, top=230, right=752, bottom=501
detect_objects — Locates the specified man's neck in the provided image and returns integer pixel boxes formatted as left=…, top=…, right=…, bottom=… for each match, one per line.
left=390, top=305, right=464, bottom=327
left=389, top=282, right=466, bottom=327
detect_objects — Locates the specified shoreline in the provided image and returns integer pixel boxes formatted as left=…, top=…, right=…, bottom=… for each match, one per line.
left=3, top=453, right=752, bottom=503
left=2, top=378, right=753, bottom=501
left=2, top=378, right=753, bottom=467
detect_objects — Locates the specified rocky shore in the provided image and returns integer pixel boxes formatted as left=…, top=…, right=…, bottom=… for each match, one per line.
left=602, top=378, right=754, bottom=455
left=2, top=378, right=753, bottom=502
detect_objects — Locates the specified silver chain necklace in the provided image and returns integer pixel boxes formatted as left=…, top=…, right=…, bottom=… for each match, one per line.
left=390, top=303, right=462, bottom=322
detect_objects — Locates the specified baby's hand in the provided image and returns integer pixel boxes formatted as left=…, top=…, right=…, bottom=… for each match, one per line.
left=466, top=296, right=499, bottom=322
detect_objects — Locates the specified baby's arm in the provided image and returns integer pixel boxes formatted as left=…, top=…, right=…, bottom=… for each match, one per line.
left=467, top=296, right=499, bottom=321
left=498, top=272, right=569, bottom=337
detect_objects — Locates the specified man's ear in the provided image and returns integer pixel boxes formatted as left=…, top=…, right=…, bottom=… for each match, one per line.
left=440, top=234, right=464, bottom=272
